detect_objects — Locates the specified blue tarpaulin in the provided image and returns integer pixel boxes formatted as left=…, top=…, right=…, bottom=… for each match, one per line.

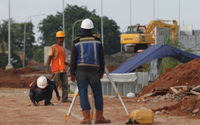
left=112, top=44, right=200, bottom=73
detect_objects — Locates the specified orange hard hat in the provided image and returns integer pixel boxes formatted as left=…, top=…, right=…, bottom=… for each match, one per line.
left=56, top=31, right=65, bottom=38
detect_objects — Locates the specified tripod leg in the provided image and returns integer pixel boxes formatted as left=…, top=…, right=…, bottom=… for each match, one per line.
left=89, top=90, right=94, bottom=121
left=105, top=67, right=129, bottom=116
left=65, top=87, right=79, bottom=123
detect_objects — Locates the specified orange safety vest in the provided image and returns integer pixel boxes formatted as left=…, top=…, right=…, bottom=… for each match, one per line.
left=29, top=81, right=34, bottom=87
left=51, top=44, right=66, bottom=73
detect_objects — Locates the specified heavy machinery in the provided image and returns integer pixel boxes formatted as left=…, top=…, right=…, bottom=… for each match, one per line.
left=120, top=20, right=178, bottom=52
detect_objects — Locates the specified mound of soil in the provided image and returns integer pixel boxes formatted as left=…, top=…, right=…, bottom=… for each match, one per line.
left=141, top=59, right=200, bottom=95
left=156, top=95, right=200, bottom=117
left=137, top=59, right=200, bottom=117
left=177, top=96, right=200, bottom=116
left=0, top=67, right=45, bottom=88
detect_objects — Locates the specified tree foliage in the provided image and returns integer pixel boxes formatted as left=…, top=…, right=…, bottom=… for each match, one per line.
left=0, top=19, right=35, bottom=68
left=0, top=53, right=22, bottom=69
left=0, top=4, right=122, bottom=69
left=30, top=45, right=44, bottom=62
left=39, top=4, right=121, bottom=54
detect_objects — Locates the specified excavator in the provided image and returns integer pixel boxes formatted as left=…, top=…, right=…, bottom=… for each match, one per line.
left=120, top=20, right=178, bottom=52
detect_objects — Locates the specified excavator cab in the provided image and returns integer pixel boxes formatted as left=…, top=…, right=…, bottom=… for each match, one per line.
left=126, top=25, right=145, bottom=34
left=121, top=24, right=148, bottom=52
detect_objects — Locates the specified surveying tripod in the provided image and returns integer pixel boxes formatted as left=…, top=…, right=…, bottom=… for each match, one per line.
left=64, top=67, right=130, bottom=124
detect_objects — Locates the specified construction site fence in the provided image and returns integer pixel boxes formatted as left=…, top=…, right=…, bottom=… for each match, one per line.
left=69, top=72, right=149, bottom=96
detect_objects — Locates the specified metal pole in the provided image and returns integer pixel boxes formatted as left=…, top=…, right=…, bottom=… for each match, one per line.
left=8, top=0, right=11, bottom=65
left=23, top=23, right=26, bottom=67
left=6, top=0, right=13, bottom=69
left=153, top=0, right=155, bottom=20
left=63, top=0, right=65, bottom=48
left=23, top=14, right=45, bottom=67
left=178, top=0, right=180, bottom=27
left=178, top=0, right=181, bottom=42
left=130, top=0, right=132, bottom=25
left=101, top=0, right=104, bottom=46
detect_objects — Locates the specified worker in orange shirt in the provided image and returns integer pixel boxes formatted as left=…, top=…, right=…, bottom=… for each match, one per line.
left=46, top=31, right=70, bottom=102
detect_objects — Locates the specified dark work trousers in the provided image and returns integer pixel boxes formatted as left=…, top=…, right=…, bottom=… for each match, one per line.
left=53, top=72, right=68, bottom=102
left=76, top=70, right=103, bottom=111
left=34, top=85, right=54, bottom=104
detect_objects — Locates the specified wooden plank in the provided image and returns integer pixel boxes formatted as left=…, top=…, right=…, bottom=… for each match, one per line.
left=170, top=86, right=187, bottom=94
left=170, top=87, right=179, bottom=94
left=190, top=90, right=200, bottom=96
left=192, top=85, right=200, bottom=91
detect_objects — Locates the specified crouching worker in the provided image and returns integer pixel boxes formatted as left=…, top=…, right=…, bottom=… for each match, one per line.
left=29, top=76, right=60, bottom=106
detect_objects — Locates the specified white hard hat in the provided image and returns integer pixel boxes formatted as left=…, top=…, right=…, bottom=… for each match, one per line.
left=81, top=18, right=94, bottom=29
left=37, top=76, right=48, bottom=89
left=126, top=92, right=135, bottom=98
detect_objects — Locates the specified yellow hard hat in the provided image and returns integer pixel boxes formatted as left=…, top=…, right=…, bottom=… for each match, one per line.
left=56, top=31, right=65, bottom=37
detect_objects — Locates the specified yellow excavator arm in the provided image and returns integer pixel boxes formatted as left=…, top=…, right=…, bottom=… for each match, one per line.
left=145, top=20, right=178, bottom=43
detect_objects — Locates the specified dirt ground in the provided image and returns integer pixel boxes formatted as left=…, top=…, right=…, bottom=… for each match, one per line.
left=1, top=60, right=200, bottom=125
left=0, top=88, right=200, bottom=125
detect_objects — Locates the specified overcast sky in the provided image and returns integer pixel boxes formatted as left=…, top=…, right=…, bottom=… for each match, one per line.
left=0, top=0, right=200, bottom=41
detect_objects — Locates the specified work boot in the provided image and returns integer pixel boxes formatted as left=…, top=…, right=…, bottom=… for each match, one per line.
left=80, top=110, right=91, bottom=124
left=95, top=110, right=111, bottom=124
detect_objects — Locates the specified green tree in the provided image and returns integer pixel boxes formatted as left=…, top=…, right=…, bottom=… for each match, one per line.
left=30, top=45, right=44, bottom=62
left=0, top=19, right=35, bottom=68
left=0, top=53, right=22, bottom=69
left=39, top=4, right=121, bottom=54
left=0, top=20, right=8, bottom=53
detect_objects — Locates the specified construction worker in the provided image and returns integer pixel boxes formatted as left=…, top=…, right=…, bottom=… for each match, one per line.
left=46, top=31, right=70, bottom=102
left=70, top=18, right=111, bottom=124
left=29, top=76, right=60, bottom=106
